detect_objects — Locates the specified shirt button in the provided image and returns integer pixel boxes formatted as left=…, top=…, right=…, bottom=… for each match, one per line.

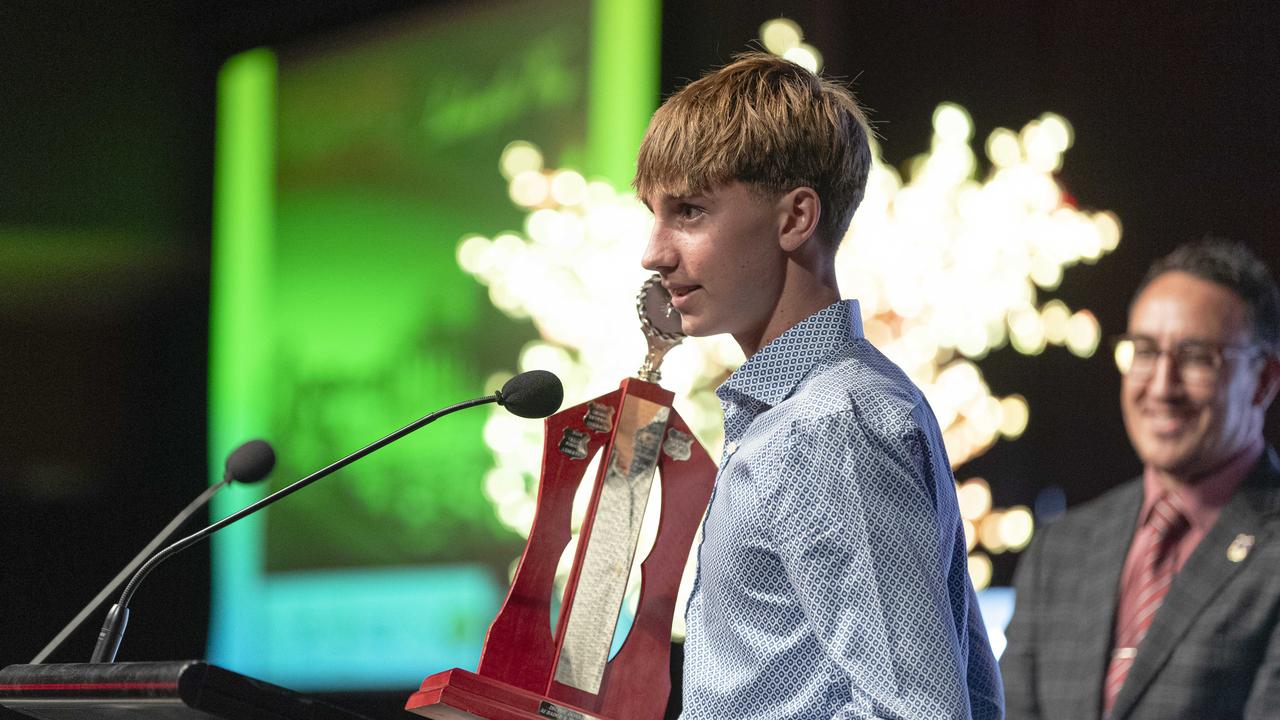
left=724, top=440, right=739, bottom=455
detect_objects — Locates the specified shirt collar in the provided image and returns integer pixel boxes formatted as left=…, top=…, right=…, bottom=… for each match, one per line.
left=716, top=299, right=864, bottom=410
left=1139, top=436, right=1265, bottom=532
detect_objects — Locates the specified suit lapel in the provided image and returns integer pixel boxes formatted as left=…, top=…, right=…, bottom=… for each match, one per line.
left=1110, top=449, right=1280, bottom=720
left=1068, top=484, right=1142, bottom=720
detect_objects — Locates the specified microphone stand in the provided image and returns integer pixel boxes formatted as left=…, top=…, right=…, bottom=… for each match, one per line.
left=90, top=395, right=497, bottom=663
left=30, top=480, right=227, bottom=664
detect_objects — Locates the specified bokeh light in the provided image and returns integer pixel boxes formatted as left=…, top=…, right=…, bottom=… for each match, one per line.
left=968, top=552, right=994, bottom=591
left=760, top=18, right=802, bottom=55
left=978, top=512, right=1008, bottom=554
left=998, top=506, right=1035, bottom=551
left=499, top=140, right=543, bottom=180
left=1114, top=335, right=1135, bottom=374
left=509, top=170, right=550, bottom=207
left=783, top=44, right=822, bottom=73
left=957, top=478, right=993, bottom=521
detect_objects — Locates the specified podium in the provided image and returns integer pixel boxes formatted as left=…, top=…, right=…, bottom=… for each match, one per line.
left=406, top=378, right=715, bottom=720
left=0, top=661, right=374, bottom=720
left=2, top=279, right=713, bottom=720
left=1, top=377, right=713, bottom=720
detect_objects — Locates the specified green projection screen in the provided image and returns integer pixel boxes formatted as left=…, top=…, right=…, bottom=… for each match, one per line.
left=208, top=0, right=657, bottom=690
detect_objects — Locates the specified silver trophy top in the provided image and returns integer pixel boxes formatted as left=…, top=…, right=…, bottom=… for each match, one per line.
left=636, top=274, right=685, bottom=383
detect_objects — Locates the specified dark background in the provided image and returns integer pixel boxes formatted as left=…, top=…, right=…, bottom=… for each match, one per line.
left=2, top=0, right=1277, bottom=715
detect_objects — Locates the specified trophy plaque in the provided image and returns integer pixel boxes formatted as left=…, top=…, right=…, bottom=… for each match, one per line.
left=407, top=276, right=716, bottom=720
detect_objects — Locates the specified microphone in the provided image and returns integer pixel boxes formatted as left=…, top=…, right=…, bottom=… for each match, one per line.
left=224, top=439, right=276, bottom=484
left=496, top=369, right=564, bottom=418
left=30, top=439, right=275, bottom=664
left=89, top=370, right=564, bottom=663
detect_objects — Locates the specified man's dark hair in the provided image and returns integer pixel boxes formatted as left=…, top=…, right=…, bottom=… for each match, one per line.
left=1135, top=236, right=1280, bottom=352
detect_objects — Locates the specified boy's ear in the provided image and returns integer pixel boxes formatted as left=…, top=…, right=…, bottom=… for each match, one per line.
left=777, top=186, right=821, bottom=253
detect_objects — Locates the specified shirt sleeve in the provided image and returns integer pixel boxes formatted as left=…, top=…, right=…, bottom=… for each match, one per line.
left=761, top=404, right=998, bottom=720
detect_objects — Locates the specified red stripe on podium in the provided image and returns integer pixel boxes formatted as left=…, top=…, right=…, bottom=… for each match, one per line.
left=0, top=682, right=178, bottom=691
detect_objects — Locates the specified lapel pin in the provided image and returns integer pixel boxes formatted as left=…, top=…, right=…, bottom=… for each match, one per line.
left=1227, top=534, right=1255, bottom=563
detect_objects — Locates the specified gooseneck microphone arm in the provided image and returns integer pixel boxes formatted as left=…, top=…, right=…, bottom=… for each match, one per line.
left=90, top=397, right=495, bottom=663
left=89, top=369, right=563, bottom=663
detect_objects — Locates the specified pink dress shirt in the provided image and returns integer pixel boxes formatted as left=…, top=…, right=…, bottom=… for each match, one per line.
left=1113, top=437, right=1265, bottom=625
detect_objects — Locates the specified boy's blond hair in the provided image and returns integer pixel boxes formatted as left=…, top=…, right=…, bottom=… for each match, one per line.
left=634, top=52, right=872, bottom=249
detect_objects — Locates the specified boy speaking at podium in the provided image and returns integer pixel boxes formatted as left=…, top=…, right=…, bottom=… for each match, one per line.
left=633, top=53, right=1003, bottom=720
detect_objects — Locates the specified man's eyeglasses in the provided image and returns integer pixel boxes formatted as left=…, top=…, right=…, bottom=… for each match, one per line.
left=1111, top=334, right=1262, bottom=386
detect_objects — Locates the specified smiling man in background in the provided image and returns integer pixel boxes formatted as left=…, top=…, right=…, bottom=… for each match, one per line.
left=1001, top=238, right=1280, bottom=719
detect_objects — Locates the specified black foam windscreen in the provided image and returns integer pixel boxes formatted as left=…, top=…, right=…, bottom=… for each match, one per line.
left=496, top=370, right=564, bottom=419
left=223, top=439, right=276, bottom=483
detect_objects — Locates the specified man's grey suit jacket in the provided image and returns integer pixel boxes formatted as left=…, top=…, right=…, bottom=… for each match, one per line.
left=1000, top=448, right=1280, bottom=719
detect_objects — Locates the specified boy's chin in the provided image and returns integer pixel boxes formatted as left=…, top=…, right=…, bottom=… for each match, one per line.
left=678, top=317, right=714, bottom=338
left=676, top=312, right=739, bottom=342
left=682, top=324, right=734, bottom=345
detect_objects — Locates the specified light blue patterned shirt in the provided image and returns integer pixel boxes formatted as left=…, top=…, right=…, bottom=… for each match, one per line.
left=681, top=300, right=1003, bottom=720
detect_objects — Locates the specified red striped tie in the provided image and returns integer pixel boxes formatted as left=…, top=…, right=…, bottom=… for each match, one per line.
left=1102, top=495, right=1189, bottom=716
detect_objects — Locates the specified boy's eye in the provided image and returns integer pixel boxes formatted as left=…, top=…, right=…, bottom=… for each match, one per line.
left=678, top=204, right=704, bottom=219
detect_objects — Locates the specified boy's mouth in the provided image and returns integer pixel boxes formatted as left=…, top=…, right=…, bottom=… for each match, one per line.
left=664, top=282, right=700, bottom=311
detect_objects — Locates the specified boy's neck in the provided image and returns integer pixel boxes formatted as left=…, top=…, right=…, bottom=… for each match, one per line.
left=734, top=260, right=841, bottom=357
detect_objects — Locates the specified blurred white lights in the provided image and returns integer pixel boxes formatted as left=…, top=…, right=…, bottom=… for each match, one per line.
left=986, top=128, right=1022, bottom=168
left=760, top=18, right=802, bottom=55
left=840, top=99, right=1114, bottom=473
left=999, top=506, right=1036, bottom=552
left=760, top=18, right=822, bottom=73
left=957, top=478, right=993, bottom=522
left=509, top=170, right=550, bottom=207
left=1066, top=310, right=1102, bottom=357
left=782, top=45, right=822, bottom=74
left=550, top=170, right=588, bottom=207
left=933, top=103, right=974, bottom=144
left=968, top=553, right=994, bottom=591
left=499, top=140, right=544, bottom=180
left=999, top=395, right=1030, bottom=439
left=1114, top=335, right=1135, bottom=374
left=460, top=29, right=1119, bottom=602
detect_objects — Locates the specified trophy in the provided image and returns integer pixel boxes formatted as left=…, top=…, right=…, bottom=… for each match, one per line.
left=407, top=276, right=716, bottom=720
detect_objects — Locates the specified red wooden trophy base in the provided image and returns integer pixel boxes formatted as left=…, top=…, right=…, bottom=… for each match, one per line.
left=406, top=378, right=715, bottom=720
left=408, top=669, right=603, bottom=720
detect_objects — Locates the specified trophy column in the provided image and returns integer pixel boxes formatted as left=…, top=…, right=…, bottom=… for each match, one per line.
left=407, top=277, right=715, bottom=720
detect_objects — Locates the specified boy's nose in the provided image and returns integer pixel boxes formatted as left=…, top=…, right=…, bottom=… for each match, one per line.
left=642, top=226, right=676, bottom=273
